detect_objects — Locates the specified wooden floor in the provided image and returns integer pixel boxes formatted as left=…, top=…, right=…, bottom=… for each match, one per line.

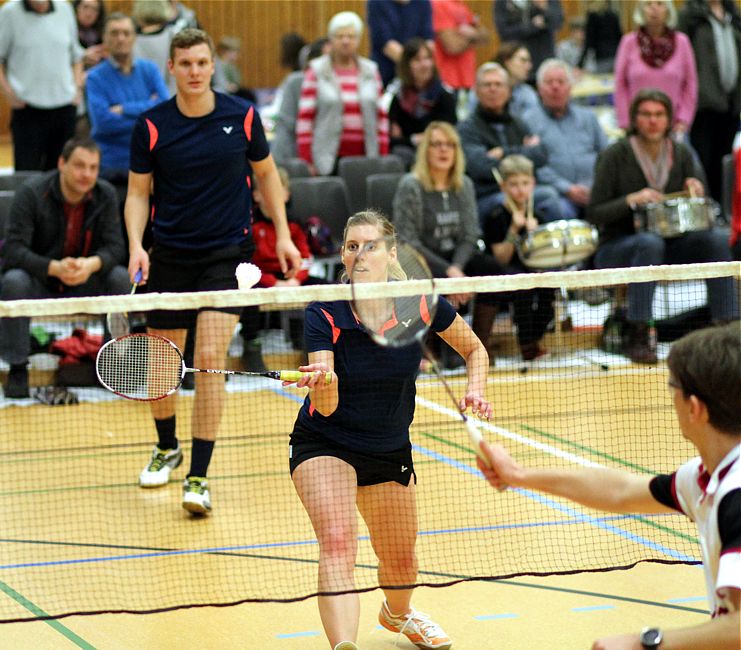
left=0, top=364, right=709, bottom=649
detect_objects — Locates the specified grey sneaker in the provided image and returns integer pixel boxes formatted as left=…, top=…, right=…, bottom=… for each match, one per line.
left=139, top=445, right=183, bottom=487
left=182, top=476, right=211, bottom=515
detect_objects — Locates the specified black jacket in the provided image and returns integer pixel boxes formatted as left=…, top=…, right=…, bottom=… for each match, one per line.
left=2, top=171, right=125, bottom=283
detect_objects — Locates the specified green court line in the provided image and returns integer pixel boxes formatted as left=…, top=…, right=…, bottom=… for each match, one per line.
left=0, top=581, right=96, bottom=648
left=416, top=429, right=699, bottom=545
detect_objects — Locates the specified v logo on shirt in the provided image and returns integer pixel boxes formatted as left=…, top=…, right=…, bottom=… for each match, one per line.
left=222, top=126, right=233, bottom=134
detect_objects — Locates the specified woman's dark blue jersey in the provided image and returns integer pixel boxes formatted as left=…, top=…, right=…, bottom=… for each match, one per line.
left=129, top=92, right=269, bottom=250
left=293, top=297, right=457, bottom=452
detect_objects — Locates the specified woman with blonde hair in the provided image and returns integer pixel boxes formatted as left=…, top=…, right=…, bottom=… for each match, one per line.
left=614, top=0, right=697, bottom=138
left=393, top=121, right=505, bottom=360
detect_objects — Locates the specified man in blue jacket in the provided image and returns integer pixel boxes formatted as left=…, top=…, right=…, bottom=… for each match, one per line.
left=0, top=137, right=128, bottom=398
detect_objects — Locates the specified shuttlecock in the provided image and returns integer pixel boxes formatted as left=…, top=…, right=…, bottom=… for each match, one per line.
left=235, top=262, right=262, bottom=289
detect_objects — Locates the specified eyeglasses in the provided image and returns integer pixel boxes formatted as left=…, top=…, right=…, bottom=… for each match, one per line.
left=429, top=141, right=455, bottom=150
left=636, top=111, right=668, bottom=119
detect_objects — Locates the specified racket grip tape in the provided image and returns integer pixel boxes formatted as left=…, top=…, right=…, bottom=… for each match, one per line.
left=464, top=417, right=489, bottom=465
left=279, top=370, right=333, bottom=384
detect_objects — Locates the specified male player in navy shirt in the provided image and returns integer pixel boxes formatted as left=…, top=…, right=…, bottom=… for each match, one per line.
left=286, top=211, right=492, bottom=650
left=124, top=28, right=301, bottom=515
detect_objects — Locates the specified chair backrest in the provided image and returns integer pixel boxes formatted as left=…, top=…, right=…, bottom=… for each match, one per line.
left=287, top=176, right=352, bottom=248
left=337, top=155, right=405, bottom=213
left=365, top=172, right=404, bottom=220
left=721, top=153, right=735, bottom=222
left=0, top=171, right=42, bottom=192
left=280, top=157, right=312, bottom=179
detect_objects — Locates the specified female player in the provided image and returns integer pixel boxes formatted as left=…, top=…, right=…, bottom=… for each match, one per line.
left=286, top=211, right=492, bottom=650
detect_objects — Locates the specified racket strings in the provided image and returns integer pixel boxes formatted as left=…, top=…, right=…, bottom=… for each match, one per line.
left=97, top=336, right=183, bottom=400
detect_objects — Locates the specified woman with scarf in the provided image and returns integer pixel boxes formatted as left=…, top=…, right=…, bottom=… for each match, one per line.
left=386, top=38, right=457, bottom=169
left=587, top=89, right=737, bottom=365
left=614, top=0, right=697, bottom=141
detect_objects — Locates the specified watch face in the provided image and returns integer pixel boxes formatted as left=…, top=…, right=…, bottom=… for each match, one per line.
left=641, top=628, right=662, bottom=646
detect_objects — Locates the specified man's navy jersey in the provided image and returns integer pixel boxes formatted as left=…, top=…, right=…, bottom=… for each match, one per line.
left=129, top=92, right=269, bottom=250
left=293, top=296, right=457, bottom=453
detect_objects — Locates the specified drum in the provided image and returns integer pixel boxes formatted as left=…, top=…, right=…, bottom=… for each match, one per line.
left=638, top=197, right=715, bottom=238
left=519, top=219, right=599, bottom=270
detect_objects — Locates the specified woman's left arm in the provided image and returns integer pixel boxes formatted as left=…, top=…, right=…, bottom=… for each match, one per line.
left=673, top=34, right=698, bottom=131
left=438, top=313, right=492, bottom=419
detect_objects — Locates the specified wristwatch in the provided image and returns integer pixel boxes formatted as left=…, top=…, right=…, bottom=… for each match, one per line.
left=640, top=627, right=663, bottom=649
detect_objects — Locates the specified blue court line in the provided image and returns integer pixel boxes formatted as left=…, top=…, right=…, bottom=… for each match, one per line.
left=275, top=631, right=321, bottom=639
left=411, top=444, right=697, bottom=563
left=572, top=605, right=616, bottom=612
left=667, top=596, right=706, bottom=604
left=474, top=613, right=518, bottom=620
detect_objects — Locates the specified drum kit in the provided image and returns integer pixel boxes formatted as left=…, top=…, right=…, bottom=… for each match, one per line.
left=633, top=194, right=717, bottom=238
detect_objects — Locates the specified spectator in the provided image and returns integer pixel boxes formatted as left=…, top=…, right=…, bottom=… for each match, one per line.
left=579, top=0, right=622, bottom=73
left=494, top=41, right=540, bottom=115
left=393, top=121, right=507, bottom=357
left=614, top=0, right=698, bottom=140
left=132, top=0, right=178, bottom=96
left=240, top=168, right=326, bottom=371
left=0, top=137, right=128, bottom=398
left=523, top=59, right=608, bottom=219
left=165, top=0, right=198, bottom=32
left=493, top=0, right=564, bottom=82
left=296, top=11, right=389, bottom=176
left=87, top=12, right=169, bottom=197
left=366, top=0, right=434, bottom=88
left=732, top=146, right=741, bottom=260
left=431, top=0, right=490, bottom=98
left=457, top=62, right=561, bottom=226
left=214, top=36, right=256, bottom=103
left=481, top=154, right=555, bottom=361
left=678, top=0, right=741, bottom=203
left=555, top=17, right=587, bottom=70
left=386, top=38, right=457, bottom=168
left=0, top=0, right=84, bottom=171
left=587, top=89, right=737, bottom=364
left=74, top=0, right=107, bottom=70
left=271, top=38, right=329, bottom=165
left=279, top=31, right=307, bottom=72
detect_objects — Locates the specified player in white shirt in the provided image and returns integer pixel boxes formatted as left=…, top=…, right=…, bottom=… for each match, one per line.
left=478, top=322, right=740, bottom=650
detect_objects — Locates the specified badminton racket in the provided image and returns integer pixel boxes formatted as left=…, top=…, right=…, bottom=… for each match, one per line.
left=350, top=240, right=487, bottom=462
left=106, top=270, right=142, bottom=339
left=96, top=333, right=332, bottom=401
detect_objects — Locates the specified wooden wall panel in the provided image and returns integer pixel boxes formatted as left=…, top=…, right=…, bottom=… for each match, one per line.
left=0, top=0, right=706, bottom=143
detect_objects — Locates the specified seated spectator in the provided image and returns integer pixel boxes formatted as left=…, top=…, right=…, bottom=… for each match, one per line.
left=296, top=11, right=389, bottom=176
left=86, top=12, right=169, bottom=203
left=481, top=154, right=555, bottom=360
left=0, top=137, right=128, bottom=398
left=614, top=0, right=697, bottom=140
left=587, top=89, right=738, bottom=364
left=132, top=0, right=178, bottom=96
left=240, top=168, right=326, bottom=370
left=555, top=16, right=586, bottom=69
left=493, top=42, right=540, bottom=115
left=457, top=62, right=561, bottom=226
left=392, top=121, right=505, bottom=359
left=367, top=0, right=434, bottom=88
left=271, top=38, right=329, bottom=165
left=579, top=0, right=622, bottom=73
left=214, top=36, right=256, bottom=102
left=431, top=0, right=490, bottom=99
left=386, top=38, right=457, bottom=168
left=0, top=0, right=83, bottom=171
left=523, top=58, right=608, bottom=219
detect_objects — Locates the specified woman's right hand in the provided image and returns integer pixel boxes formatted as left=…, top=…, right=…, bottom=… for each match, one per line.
left=290, top=363, right=335, bottom=390
left=128, top=247, right=150, bottom=285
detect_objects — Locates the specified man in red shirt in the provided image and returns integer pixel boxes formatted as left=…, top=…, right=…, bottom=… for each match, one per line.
left=1, top=137, right=128, bottom=398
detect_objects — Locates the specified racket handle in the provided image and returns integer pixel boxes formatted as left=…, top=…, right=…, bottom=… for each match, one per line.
left=464, top=416, right=488, bottom=465
left=279, top=370, right=333, bottom=384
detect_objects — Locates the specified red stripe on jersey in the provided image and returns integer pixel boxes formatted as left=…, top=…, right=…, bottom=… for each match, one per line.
left=420, top=295, right=431, bottom=325
left=244, top=106, right=254, bottom=142
left=145, top=118, right=158, bottom=151
left=320, top=308, right=341, bottom=344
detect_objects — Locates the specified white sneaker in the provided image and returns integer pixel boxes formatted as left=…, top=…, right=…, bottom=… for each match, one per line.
left=182, top=476, right=211, bottom=515
left=139, top=445, right=183, bottom=487
left=379, top=600, right=452, bottom=649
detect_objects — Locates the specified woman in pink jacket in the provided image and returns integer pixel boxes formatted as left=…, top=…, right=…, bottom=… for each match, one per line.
left=614, top=0, right=697, bottom=140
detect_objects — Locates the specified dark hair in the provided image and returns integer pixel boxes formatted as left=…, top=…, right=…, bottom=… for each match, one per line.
left=104, top=11, right=135, bottom=33
left=628, top=88, right=674, bottom=137
left=493, top=41, right=528, bottom=68
left=398, top=37, right=437, bottom=88
left=60, top=137, right=100, bottom=161
left=667, top=323, right=741, bottom=436
left=280, top=32, right=307, bottom=71
left=73, top=0, right=106, bottom=35
left=169, top=27, right=214, bottom=61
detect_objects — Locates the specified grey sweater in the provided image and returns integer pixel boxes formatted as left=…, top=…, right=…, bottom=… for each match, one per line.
left=392, top=173, right=479, bottom=277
